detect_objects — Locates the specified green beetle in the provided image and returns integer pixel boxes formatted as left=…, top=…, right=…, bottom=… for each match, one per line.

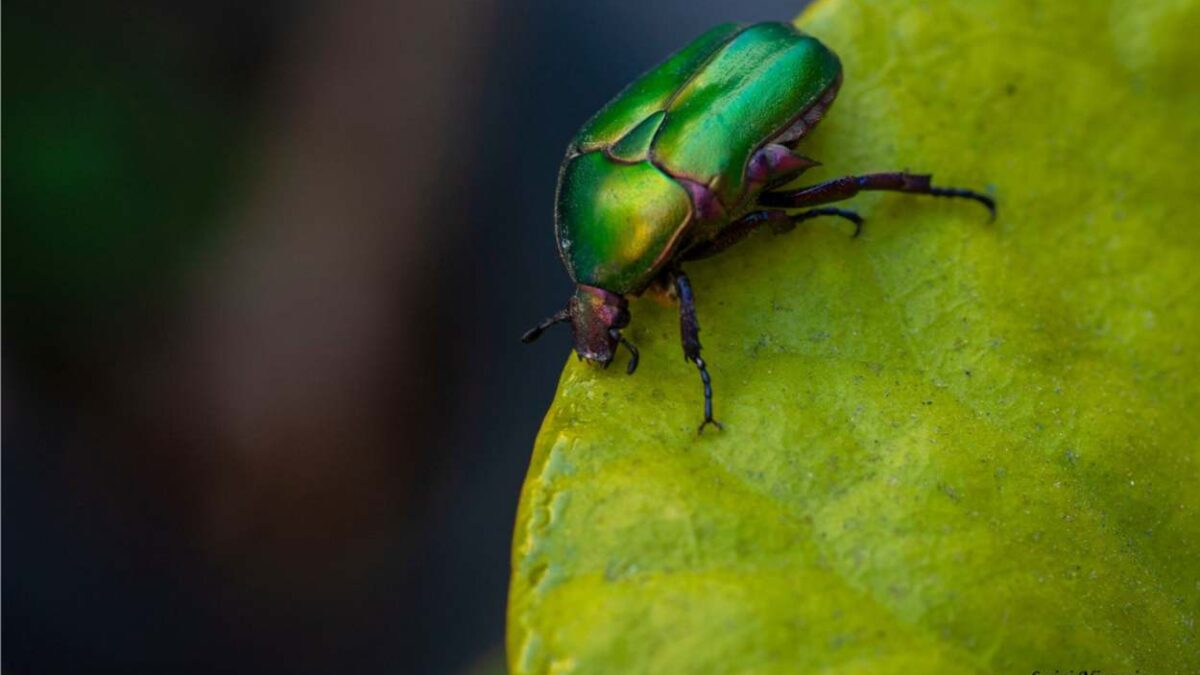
left=523, top=21, right=993, bottom=432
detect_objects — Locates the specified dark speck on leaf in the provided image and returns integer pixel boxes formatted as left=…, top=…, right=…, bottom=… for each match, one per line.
left=939, top=482, right=962, bottom=502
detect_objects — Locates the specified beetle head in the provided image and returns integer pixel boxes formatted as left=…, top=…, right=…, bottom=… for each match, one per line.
left=521, top=284, right=639, bottom=374
left=567, top=285, right=628, bottom=365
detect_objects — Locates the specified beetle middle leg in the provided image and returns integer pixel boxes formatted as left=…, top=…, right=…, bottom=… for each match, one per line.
left=683, top=208, right=863, bottom=262
left=759, top=172, right=995, bottom=220
left=668, top=269, right=722, bottom=433
left=771, top=208, right=864, bottom=238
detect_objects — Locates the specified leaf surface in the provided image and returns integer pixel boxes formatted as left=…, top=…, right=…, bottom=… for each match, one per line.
left=509, top=1, right=1200, bottom=672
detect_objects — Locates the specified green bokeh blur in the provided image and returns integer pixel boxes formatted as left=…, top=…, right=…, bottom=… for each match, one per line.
left=5, top=5, right=243, bottom=345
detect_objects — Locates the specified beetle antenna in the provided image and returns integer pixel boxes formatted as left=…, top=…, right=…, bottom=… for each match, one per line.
left=610, top=330, right=640, bottom=374
left=521, top=308, right=571, bottom=343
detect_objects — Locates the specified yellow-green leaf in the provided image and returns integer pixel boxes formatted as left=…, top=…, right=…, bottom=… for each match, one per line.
left=508, top=0, right=1200, bottom=672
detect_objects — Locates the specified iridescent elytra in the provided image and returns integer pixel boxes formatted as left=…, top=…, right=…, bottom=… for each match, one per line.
left=523, top=22, right=994, bottom=432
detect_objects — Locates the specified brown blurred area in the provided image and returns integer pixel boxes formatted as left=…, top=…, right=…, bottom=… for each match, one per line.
left=3, top=0, right=802, bottom=672
left=187, top=0, right=495, bottom=583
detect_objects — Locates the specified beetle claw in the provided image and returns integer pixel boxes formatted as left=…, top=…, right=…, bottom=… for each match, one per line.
left=610, top=330, right=640, bottom=375
left=698, top=417, right=724, bottom=434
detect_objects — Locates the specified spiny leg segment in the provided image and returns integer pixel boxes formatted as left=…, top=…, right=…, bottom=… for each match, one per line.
left=759, top=171, right=995, bottom=220
left=672, top=269, right=721, bottom=433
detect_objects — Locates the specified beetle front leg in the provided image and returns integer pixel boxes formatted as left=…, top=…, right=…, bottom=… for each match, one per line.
left=759, top=172, right=995, bottom=220
left=672, top=269, right=722, bottom=433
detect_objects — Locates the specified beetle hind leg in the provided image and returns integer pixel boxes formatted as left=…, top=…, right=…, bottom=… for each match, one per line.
left=759, top=172, right=995, bottom=221
left=928, top=186, right=997, bottom=221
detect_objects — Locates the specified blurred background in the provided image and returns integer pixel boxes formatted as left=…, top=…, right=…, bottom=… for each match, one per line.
left=3, top=0, right=802, bottom=672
